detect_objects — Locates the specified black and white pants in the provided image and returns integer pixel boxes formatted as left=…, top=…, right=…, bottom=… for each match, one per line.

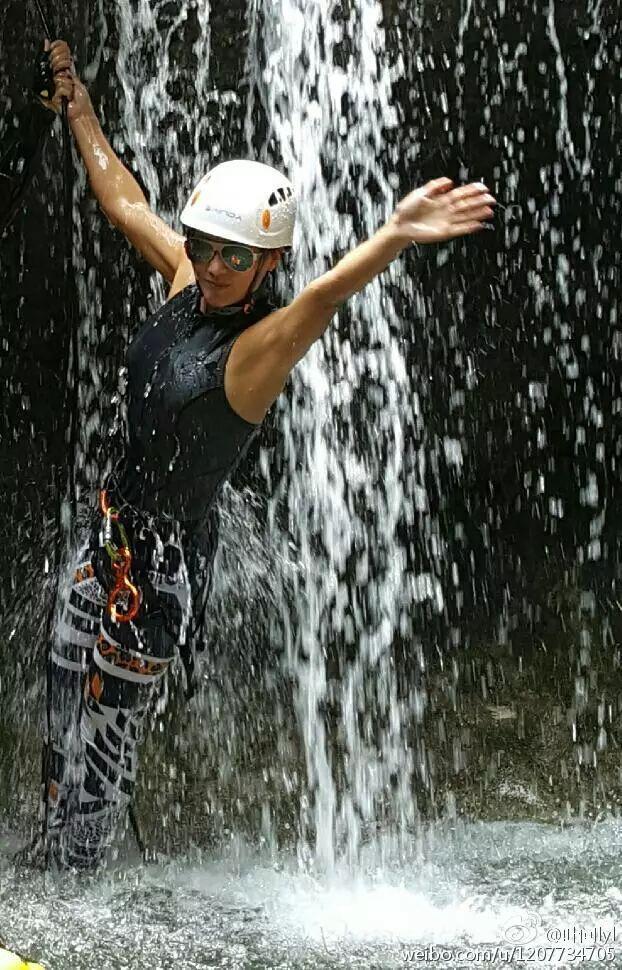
left=45, top=520, right=192, bottom=870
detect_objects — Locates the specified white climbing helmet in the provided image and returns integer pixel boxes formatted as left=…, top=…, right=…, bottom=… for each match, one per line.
left=180, top=160, right=296, bottom=249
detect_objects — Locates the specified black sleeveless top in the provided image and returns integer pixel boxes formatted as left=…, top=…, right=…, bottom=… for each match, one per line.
left=114, top=284, right=273, bottom=525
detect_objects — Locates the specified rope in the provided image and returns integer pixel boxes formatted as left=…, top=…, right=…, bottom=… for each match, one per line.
left=16, top=0, right=80, bottom=870
left=32, top=0, right=52, bottom=40
left=27, top=1, right=146, bottom=865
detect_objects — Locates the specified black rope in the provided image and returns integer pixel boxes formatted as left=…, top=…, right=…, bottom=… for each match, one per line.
left=22, top=0, right=81, bottom=870
left=33, top=0, right=52, bottom=41
left=32, top=6, right=78, bottom=528
left=29, top=0, right=63, bottom=871
left=26, top=0, right=147, bottom=867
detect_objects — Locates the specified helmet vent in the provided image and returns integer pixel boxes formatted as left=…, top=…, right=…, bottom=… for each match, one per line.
left=268, top=187, right=294, bottom=206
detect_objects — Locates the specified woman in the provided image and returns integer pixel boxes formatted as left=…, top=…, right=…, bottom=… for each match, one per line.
left=44, top=71, right=496, bottom=869
left=0, top=41, right=73, bottom=231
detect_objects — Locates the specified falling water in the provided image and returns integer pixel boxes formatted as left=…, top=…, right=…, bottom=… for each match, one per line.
left=246, top=0, right=437, bottom=868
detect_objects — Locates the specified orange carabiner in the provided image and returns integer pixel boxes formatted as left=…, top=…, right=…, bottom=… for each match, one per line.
left=100, top=489, right=141, bottom=623
left=107, top=548, right=140, bottom=623
left=107, top=573, right=141, bottom=623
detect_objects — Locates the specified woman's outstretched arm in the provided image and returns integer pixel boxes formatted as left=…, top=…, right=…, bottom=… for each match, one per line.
left=225, top=178, right=496, bottom=423
left=68, top=78, right=184, bottom=283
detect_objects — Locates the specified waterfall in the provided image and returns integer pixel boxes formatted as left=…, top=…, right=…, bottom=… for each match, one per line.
left=115, top=0, right=213, bottom=303
left=246, top=0, right=436, bottom=868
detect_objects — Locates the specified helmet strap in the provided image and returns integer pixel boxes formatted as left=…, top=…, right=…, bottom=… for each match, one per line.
left=242, top=254, right=270, bottom=314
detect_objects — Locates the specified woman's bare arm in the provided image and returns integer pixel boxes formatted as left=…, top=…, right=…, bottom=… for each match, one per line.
left=225, top=178, right=496, bottom=423
left=69, top=78, right=184, bottom=283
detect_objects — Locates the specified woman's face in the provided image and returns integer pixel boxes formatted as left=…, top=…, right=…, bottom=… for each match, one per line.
left=186, top=233, right=279, bottom=308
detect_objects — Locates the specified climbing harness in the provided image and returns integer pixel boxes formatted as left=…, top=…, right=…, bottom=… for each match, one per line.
left=100, top=490, right=141, bottom=623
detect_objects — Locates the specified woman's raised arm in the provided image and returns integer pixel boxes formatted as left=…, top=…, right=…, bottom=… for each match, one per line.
left=225, top=178, right=496, bottom=424
left=69, top=78, right=184, bottom=283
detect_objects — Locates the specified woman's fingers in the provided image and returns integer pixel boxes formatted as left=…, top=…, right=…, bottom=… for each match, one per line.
left=428, top=181, right=497, bottom=226
left=49, top=40, right=73, bottom=75
left=54, top=77, right=73, bottom=98
left=452, top=202, right=495, bottom=223
left=392, top=178, right=497, bottom=244
left=452, top=182, right=490, bottom=198
left=450, top=183, right=496, bottom=206
left=51, top=54, right=73, bottom=74
left=424, top=177, right=454, bottom=196
left=51, top=78, right=74, bottom=111
left=449, top=191, right=496, bottom=222
left=49, top=40, right=71, bottom=56
left=52, top=56, right=73, bottom=74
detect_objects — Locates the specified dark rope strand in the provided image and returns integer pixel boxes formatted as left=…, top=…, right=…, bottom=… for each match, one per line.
left=12, top=0, right=53, bottom=868
left=28, top=0, right=147, bottom=867
left=26, top=0, right=80, bottom=869
left=38, top=103, right=77, bottom=868
left=63, top=98, right=79, bottom=531
left=32, top=0, right=62, bottom=871
left=33, top=0, right=52, bottom=40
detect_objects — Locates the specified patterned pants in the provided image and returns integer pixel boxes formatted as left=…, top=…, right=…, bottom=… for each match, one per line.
left=45, top=520, right=192, bottom=870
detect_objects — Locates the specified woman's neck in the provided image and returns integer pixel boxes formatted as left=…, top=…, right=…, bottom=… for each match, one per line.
left=197, top=288, right=249, bottom=318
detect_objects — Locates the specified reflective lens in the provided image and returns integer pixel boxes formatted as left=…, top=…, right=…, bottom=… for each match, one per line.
left=186, top=236, right=258, bottom=273
left=221, top=245, right=256, bottom=272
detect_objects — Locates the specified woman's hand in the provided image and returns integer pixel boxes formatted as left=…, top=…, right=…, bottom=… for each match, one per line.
left=38, top=40, right=74, bottom=114
left=389, top=178, right=496, bottom=244
left=38, top=41, right=95, bottom=124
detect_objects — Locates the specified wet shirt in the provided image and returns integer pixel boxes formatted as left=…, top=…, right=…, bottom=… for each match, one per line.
left=0, top=99, right=53, bottom=231
left=115, top=284, right=273, bottom=526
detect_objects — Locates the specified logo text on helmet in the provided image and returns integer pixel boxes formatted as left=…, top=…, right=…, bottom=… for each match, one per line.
left=204, top=205, right=242, bottom=222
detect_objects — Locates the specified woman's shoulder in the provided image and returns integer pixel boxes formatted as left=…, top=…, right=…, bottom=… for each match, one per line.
left=167, top=282, right=198, bottom=307
left=168, top=259, right=196, bottom=300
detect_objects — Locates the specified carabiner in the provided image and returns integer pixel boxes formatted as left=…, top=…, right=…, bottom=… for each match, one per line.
left=100, top=490, right=141, bottom=623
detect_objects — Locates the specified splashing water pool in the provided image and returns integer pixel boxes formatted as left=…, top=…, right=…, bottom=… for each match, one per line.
left=2, top=819, right=622, bottom=969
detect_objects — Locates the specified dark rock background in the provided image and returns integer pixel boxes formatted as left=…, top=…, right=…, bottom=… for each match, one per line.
left=0, top=0, right=621, bottom=852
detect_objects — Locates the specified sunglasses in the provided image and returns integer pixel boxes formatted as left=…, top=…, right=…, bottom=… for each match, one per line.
left=185, top=235, right=262, bottom=273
